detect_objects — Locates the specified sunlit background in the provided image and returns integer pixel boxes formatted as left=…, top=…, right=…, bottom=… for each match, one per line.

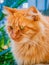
left=0, top=0, right=49, bottom=65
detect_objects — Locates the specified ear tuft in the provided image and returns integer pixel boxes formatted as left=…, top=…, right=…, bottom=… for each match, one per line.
left=3, top=6, right=17, bottom=15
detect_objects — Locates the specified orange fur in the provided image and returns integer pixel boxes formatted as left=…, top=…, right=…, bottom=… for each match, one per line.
left=4, top=6, right=49, bottom=65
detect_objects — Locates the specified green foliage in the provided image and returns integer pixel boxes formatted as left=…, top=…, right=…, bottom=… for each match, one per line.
left=11, top=0, right=27, bottom=8
left=0, top=11, right=5, bottom=21
left=4, top=0, right=27, bottom=8
left=0, top=52, right=17, bottom=65
left=0, top=26, right=16, bottom=65
left=0, top=25, right=10, bottom=52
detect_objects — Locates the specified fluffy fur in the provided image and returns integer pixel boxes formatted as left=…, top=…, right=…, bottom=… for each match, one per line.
left=4, top=6, right=49, bottom=65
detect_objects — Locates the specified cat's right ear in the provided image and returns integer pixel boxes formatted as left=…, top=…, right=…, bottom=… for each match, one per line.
left=3, top=6, right=17, bottom=15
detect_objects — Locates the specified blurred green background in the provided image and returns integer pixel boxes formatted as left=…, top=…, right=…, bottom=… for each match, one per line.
left=0, top=0, right=49, bottom=65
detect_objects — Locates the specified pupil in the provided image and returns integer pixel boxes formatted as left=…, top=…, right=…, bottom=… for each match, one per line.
left=10, top=26, right=13, bottom=29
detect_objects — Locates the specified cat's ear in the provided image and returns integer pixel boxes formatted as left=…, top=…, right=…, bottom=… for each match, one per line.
left=28, top=6, right=41, bottom=21
left=3, top=6, right=17, bottom=15
left=28, top=6, right=38, bottom=13
left=29, top=6, right=45, bottom=21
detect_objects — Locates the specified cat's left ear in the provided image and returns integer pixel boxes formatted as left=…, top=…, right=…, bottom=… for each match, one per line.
left=3, top=6, right=17, bottom=15
left=28, top=6, right=38, bottom=13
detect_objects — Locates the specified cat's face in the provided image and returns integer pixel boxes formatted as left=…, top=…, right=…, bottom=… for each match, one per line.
left=4, top=6, right=41, bottom=42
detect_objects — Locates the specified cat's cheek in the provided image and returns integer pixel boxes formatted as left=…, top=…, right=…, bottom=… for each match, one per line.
left=10, top=32, right=16, bottom=40
left=10, top=31, right=18, bottom=41
left=10, top=32, right=23, bottom=42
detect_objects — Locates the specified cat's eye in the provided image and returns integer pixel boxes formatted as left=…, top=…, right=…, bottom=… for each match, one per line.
left=10, top=26, right=13, bottom=30
left=19, top=26, right=24, bottom=30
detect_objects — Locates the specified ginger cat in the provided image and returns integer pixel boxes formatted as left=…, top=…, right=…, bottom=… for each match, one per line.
left=4, top=6, right=49, bottom=65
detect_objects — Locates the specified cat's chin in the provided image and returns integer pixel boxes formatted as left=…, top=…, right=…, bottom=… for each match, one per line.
left=11, top=37, right=29, bottom=44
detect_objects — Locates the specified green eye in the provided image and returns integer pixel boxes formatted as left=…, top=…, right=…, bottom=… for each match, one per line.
left=19, top=26, right=24, bottom=30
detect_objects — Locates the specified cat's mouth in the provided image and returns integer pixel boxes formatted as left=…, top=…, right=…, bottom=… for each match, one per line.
left=10, top=30, right=23, bottom=42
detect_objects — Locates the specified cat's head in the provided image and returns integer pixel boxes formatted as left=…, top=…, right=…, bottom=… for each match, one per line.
left=4, top=6, right=42, bottom=43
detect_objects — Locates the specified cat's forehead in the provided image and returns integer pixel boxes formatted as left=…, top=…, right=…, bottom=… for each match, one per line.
left=15, top=8, right=37, bottom=15
left=4, top=6, right=38, bottom=16
left=4, top=6, right=40, bottom=25
left=13, top=9, right=27, bottom=16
